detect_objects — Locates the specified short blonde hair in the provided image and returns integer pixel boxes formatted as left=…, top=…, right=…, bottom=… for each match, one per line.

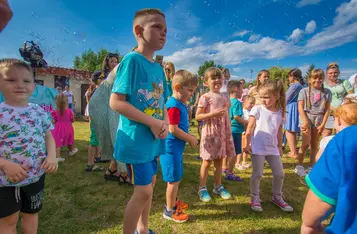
left=334, top=103, right=357, bottom=125
left=244, top=95, right=256, bottom=104
left=326, top=62, right=340, bottom=73
left=133, top=8, right=165, bottom=24
left=0, top=58, right=32, bottom=79
left=172, top=70, right=198, bottom=88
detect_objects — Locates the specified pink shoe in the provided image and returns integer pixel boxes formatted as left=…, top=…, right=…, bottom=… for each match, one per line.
left=272, top=195, right=293, bottom=212
left=250, top=195, right=263, bottom=212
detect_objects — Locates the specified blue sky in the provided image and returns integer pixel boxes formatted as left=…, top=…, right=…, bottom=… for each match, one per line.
left=2, top=0, right=357, bottom=81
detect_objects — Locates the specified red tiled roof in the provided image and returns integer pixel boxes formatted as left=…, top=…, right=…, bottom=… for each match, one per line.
left=37, top=66, right=92, bottom=80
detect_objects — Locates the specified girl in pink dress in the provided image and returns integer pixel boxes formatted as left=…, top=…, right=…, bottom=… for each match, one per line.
left=196, top=67, right=235, bottom=202
left=51, top=94, right=78, bottom=161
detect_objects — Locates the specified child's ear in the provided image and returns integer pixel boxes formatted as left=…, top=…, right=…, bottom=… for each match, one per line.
left=174, top=84, right=181, bottom=92
left=336, top=117, right=342, bottom=126
left=134, top=24, right=142, bottom=37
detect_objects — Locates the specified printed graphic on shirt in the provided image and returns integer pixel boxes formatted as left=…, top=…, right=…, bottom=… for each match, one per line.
left=137, top=79, right=165, bottom=119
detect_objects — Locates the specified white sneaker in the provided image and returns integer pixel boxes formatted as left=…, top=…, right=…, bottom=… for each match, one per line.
left=235, top=164, right=246, bottom=171
left=56, top=157, right=65, bottom=162
left=307, top=167, right=313, bottom=174
left=68, top=148, right=78, bottom=156
left=294, top=165, right=306, bottom=177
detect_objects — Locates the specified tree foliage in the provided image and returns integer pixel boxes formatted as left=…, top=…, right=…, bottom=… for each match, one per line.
left=303, top=64, right=315, bottom=84
left=73, top=48, right=122, bottom=72
left=268, top=66, right=291, bottom=85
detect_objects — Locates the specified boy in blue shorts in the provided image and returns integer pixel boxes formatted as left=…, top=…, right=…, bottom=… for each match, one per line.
left=222, top=80, right=245, bottom=181
left=160, top=70, right=198, bottom=223
left=301, top=125, right=357, bottom=234
left=109, top=8, right=168, bottom=234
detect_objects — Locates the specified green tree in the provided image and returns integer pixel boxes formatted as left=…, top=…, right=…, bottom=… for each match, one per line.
left=268, top=66, right=291, bottom=85
left=73, top=48, right=122, bottom=72
left=303, top=64, right=315, bottom=84
left=198, top=60, right=216, bottom=77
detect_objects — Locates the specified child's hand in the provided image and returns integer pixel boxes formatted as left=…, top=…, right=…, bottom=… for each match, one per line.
left=159, top=123, right=169, bottom=139
left=278, top=146, right=283, bottom=156
left=316, top=125, right=324, bottom=135
left=243, top=144, right=252, bottom=154
left=3, top=161, right=29, bottom=183
left=41, top=156, right=58, bottom=173
left=212, top=108, right=226, bottom=118
left=150, top=119, right=164, bottom=139
left=188, top=134, right=198, bottom=148
left=300, top=122, right=309, bottom=133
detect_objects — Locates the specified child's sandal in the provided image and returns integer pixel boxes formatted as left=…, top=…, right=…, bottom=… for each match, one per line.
left=104, top=169, right=121, bottom=181
left=225, top=173, right=244, bottom=182
left=85, top=164, right=104, bottom=172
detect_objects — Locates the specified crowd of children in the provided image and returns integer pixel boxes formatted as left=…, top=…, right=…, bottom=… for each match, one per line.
left=1, top=7, right=357, bottom=234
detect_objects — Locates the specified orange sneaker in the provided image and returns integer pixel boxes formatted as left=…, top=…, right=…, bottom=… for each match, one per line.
left=163, top=207, right=189, bottom=223
left=175, top=199, right=189, bottom=210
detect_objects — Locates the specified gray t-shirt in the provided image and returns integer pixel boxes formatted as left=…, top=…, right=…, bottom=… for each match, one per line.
left=298, top=87, right=332, bottom=115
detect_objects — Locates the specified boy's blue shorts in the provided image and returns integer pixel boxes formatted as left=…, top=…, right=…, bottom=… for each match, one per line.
left=126, top=158, right=158, bottom=186
left=232, top=133, right=242, bottom=155
left=160, top=153, right=183, bottom=183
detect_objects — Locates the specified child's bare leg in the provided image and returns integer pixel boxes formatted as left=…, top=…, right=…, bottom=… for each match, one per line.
left=242, top=153, right=248, bottom=164
left=68, top=145, right=73, bottom=151
left=137, top=175, right=156, bottom=234
left=166, top=181, right=180, bottom=210
left=227, top=156, right=236, bottom=173
left=297, top=128, right=311, bottom=165
left=236, top=154, right=242, bottom=166
left=95, top=146, right=100, bottom=158
left=222, top=158, right=228, bottom=171
left=87, top=145, right=96, bottom=165
left=200, top=160, right=212, bottom=188
left=213, top=159, right=223, bottom=187
left=21, top=213, right=38, bottom=234
left=0, top=212, right=19, bottom=234
left=124, top=183, right=154, bottom=234
left=286, top=130, right=298, bottom=158
left=309, top=128, right=320, bottom=167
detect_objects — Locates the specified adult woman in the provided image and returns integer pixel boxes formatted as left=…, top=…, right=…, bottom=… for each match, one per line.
left=248, top=70, right=270, bottom=105
left=164, top=62, right=175, bottom=97
left=284, top=68, right=303, bottom=158
left=323, top=63, right=353, bottom=137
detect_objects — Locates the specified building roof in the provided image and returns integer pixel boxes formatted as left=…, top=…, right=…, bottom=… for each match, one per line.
left=37, top=66, right=92, bottom=80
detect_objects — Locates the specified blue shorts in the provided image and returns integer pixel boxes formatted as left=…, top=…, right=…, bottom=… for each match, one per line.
left=126, top=158, right=158, bottom=186
left=160, top=153, right=183, bottom=183
left=232, top=133, right=242, bottom=155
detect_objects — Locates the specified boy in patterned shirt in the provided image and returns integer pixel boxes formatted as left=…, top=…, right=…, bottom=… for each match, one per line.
left=0, top=59, right=58, bottom=233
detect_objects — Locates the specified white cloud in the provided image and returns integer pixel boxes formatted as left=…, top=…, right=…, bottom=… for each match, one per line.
left=288, top=28, right=304, bottom=42
left=248, top=34, right=261, bottom=42
left=165, top=0, right=357, bottom=74
left=305, top=20, right=317, bottom=34
left=340, top=69, right=357, bottom=79
left=298, top=64, right=310, bottom=76
left=296, top=0, right=321, bottom=8
left=233, top=30, right=249, bottom=37
left=232, top=67, right=241, bottom=72
left=187, top=36, right=201, bottom=45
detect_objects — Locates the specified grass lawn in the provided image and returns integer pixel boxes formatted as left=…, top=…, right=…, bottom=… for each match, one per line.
left=39, top=121, right=311, bottom=234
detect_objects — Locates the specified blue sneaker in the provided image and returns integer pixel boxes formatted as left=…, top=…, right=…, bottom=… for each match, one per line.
left=213, top=185, right=231, bottom=200
left=198, top=186, right=211, bottom=202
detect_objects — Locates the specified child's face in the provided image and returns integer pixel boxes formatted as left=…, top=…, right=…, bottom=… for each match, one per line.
left=259, top=72, right=270, bottom=84
left=244, top=101, right=255, bottom=111
left=138, top=14, right=167, bottom=51
left=108, top=57, right=118, bottom=71
left=236, top=86, right=243, bottom=98
left=0, top=66, right=35, bottom=106
left=224, top=70, right=231, bottom=80
left=206, top=75, right=222, bottom=93
left=310, top=75, right=324, bottom=89
left=259, top=89, right=278, bottom=110
left=177, top=85, right=197, bottom=103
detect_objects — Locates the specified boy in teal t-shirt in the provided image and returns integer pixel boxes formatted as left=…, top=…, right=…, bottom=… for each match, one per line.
left=222, top=80, right=246, bottom=181
left=109, top=8, right=169, bottom=234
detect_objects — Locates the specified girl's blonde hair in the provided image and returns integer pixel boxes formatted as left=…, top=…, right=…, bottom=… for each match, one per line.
left=55, top=94, right=68, bottom=116
left=165, top=62, right=175, bottom=82
left=244, top=95, right=256, bottom=105
left=204, top=67, right=222, bottom=82
left=256, top=70, right=270, bottom=91
left=259, top=79, right=286, bottom=118
left=307, top=69, right=326, bottom=110
left=334, top=103, right=357, bottom=125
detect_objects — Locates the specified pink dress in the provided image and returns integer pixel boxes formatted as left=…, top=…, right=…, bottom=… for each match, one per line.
left=198, top=92, right=235, bottom=160
left=51, top=109, right=74, bottom=147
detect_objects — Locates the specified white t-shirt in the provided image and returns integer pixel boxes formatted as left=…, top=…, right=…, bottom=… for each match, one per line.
left=250, top=105, right=283, bottom=156
left=349, top=73, right=357, bottom=94
left=319, top=135, right=334, bottom=151
left=243, top=109, right=250, bottom=120
left=63, top=90, right=73, bottom=104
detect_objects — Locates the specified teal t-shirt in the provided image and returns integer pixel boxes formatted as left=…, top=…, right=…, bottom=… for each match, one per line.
left=230, top=98, right=244, bottom=134
left=111, top=52, right=168, bottom=164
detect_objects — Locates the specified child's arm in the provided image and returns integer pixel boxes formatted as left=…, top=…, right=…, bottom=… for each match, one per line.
left=110, top=93, right=164, bottom=139
left=159, top=105, right=169, bottom=139
left=301, top=190, right=332, bottom=234
left=298, top=100, right=309, bottom=131
left=243, top=116, right=256, bottom=154
left=318, top=102, right=330, bottom=135
left=40, top=132, right=58, bottom=173
left=234, top=116, right=248, bottom=125
left=170, top=125, right=198, bottom=147
left=315, top=148, right=324, bottom=161
left=0, top=158, right=29, bottom=183
left=277, top=124, right=283, bottom=156
left=195, top=107, right=226, bottom=121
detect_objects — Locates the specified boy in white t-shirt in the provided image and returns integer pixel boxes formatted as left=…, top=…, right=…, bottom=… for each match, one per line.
left=237, top=96, right=256, bottom=170
left=63, top=85, right=74, bottom=111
